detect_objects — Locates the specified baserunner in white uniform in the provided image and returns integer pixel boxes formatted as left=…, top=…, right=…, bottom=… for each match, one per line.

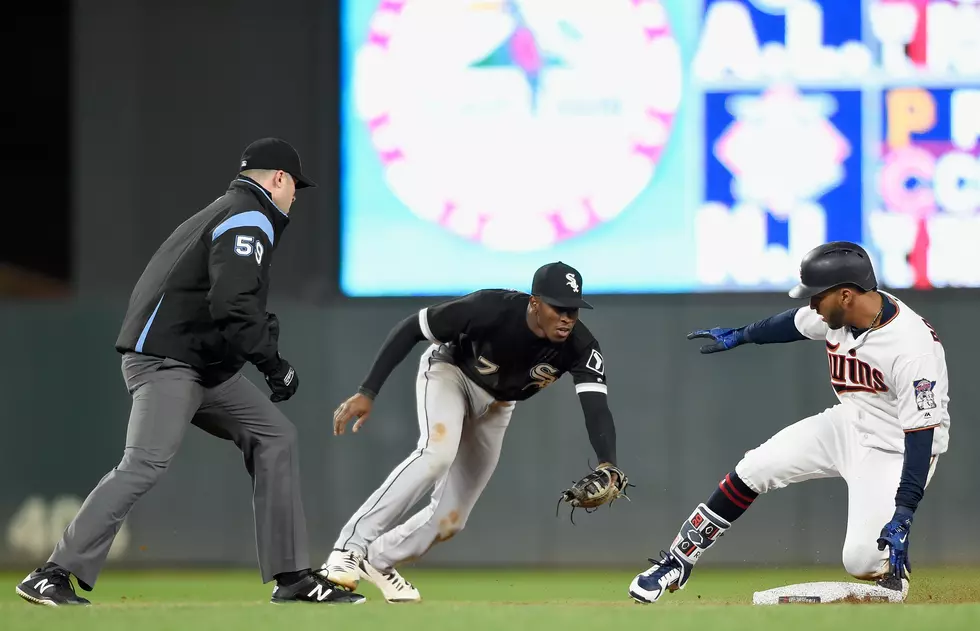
left=629, top=241, right=950, bottom=604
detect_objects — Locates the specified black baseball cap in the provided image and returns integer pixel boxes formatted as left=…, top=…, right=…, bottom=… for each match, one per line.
left=531, top=261, right=593, bottom=310
left=239, top=137, right=317, bottom=189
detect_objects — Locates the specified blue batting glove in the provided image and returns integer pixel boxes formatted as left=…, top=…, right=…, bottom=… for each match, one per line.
left=877, top=508, right=913, bottom=580
left=686, top=327, right=746, bottom=354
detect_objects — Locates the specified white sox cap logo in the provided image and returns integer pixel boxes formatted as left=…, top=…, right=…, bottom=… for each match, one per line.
left=284, top=368, right=295, bottom=386
left=566, top=273, right=580, bottom=292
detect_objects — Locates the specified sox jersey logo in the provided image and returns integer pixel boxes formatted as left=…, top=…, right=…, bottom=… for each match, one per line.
left=793, top=292, right=950, bottom=455
left=525, top=363, right=560, bottom=390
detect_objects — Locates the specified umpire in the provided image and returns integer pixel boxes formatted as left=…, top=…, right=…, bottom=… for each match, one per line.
left=15, top=138, right=363, bottom=606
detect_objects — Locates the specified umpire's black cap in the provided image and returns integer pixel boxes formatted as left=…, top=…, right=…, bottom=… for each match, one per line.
left=531, top=262, right=593, bottom=310
left=239, top=138, right=317, bottom=189
left=788, top=241, right=878, bottom=299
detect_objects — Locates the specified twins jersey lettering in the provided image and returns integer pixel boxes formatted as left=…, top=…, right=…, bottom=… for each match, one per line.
left=793, top=292, right=950, bottom=455
left=417, top=289, right=606, bottom=402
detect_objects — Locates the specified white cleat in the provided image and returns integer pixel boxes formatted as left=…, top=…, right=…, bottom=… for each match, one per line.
left=359, top=560, right=421, bottom=603
left=319, top=549, right=364, bottom=590
left=629, top=552, right=684, bottom=604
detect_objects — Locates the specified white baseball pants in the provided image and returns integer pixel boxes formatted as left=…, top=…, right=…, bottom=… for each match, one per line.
left=735, top=403, right=938, bottom=579
left=334, top=345, right=514, bottom=570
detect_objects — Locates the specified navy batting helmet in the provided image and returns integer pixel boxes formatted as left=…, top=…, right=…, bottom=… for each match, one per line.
left=788, top=241, right=877, bottom=300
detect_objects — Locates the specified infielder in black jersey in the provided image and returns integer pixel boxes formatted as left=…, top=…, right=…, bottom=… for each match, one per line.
left=320, top=262, right=618, bottom=602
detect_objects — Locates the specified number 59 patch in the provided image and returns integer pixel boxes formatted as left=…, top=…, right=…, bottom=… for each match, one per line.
left=234, top=234, right=265, bottom=265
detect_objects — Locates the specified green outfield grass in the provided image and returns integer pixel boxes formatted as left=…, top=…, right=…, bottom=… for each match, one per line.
left=2, top=566, right=979, bottom=630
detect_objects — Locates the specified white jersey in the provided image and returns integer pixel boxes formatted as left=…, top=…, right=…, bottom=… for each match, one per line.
left=793, top=292, right=950, bottom=455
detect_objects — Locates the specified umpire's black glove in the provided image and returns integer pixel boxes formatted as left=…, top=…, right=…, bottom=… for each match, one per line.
left=264, top=354, right=298, bottom=402
left=263, top=313, right=297, bottom=402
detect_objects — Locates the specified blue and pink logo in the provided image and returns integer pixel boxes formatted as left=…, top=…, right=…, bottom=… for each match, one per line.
left=352, top=0, right=682, bottom=251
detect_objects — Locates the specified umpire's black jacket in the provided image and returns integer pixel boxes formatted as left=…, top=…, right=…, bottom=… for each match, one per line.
left=116, top=177, right=287, bottom=386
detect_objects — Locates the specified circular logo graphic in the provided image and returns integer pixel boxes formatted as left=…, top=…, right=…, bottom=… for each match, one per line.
left=352, top=0, right=682, bottom=251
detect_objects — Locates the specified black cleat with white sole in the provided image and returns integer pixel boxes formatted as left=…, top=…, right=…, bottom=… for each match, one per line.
left=271, top=573, right=366, bottom=604
left=16, top=566, right=91, bottom=607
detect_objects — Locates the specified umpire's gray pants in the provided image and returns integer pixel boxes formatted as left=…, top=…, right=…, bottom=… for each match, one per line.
left=49, top=353, right=309, bottom=588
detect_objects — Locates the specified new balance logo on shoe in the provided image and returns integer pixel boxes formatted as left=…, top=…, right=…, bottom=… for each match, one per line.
left=34, top=579, right=54, bottom=595
left=16, top=568, right=92, bottom=606
left=307, top=583, right=334, bottom=601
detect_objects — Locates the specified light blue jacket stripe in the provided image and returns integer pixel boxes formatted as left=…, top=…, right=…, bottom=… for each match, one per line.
left=135, top=294, right=165, bottom=353
left=211, top=211, right=274, bottom=245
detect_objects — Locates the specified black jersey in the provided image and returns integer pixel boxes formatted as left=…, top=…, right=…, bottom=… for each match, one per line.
left=419, top=289, right=607, bottom=402
left=115, top=177, right=288, bottom=385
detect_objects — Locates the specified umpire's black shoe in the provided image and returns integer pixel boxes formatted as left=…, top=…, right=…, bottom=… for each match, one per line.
left=271, top=573, right=365, bottom=604
left=16, top=566, right=91, bottom=607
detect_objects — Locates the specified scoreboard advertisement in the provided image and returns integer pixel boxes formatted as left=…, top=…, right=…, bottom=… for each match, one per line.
left=339, top=0, right=980, bottom=297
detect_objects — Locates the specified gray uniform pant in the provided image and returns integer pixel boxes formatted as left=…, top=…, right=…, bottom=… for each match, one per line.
left=334, top=344, right=514, bottom=570
left=49, top=353, right=308, bottom=588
